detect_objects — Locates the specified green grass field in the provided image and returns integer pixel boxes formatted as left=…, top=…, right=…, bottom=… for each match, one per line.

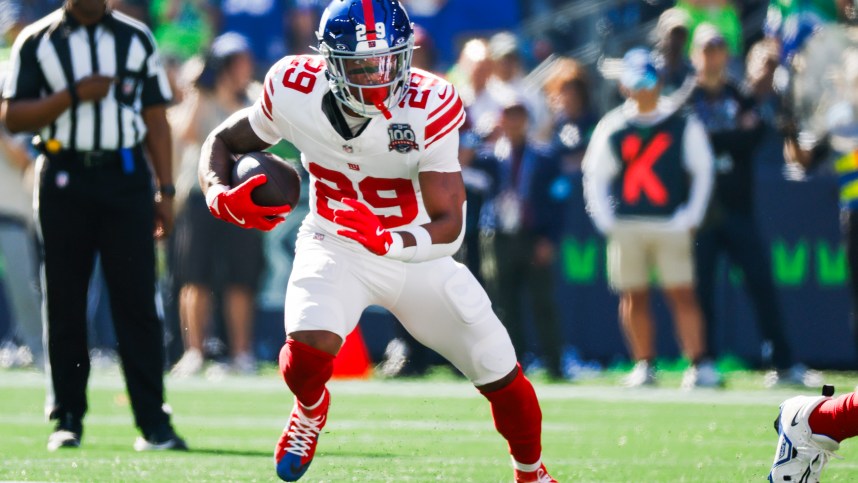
left=2, top=368, right=858, bottom=482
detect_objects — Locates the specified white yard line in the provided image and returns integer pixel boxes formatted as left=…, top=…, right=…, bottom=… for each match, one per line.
left=0, top=371, right=812, bottom=406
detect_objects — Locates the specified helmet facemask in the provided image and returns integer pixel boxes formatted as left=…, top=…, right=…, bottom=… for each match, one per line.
left=320, top=38, right=414, bottom=118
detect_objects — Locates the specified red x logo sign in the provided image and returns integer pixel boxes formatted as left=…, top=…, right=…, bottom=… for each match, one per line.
left=620, top=132, right=672, bottom=206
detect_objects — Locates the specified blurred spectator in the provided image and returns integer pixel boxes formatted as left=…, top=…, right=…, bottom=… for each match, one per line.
left=0, top=118, right=41, bottom=369
left=211, top=0, right=289, bottom=79
left=169, top=33, right=264, bottom=376
left=451, top=38, right=501, bottom=139
left=458, top=128, right=493, bottom=283
left=150, top=0, right=215, bottom=106
left=150, top=0, right=214, bottom=63
left=542, top=56, right=598, bottom=172
left=582, top=47, right=717, bottom=389
left=782, top=6, right=858, bottom=360
left=0, top=0, right=62, bottom=43
left=288, top=0, right=326, bottom=55
left=743, top=38, right=785, bottom=170
left=652, top=7, right=696, bottom=98
left=743, top=38, right=782, bottom=129
left=676, top=0, right=743, bottom=58
left=487, top=31, right=552, bottom=142
left=113, top=0, right=150, bottom=24
left=764, top=0, right=844, bottom=64
left=449, top=41, right=497, bottom=280
left=479, top=99, right=565, bottom=379
left=404, top=0, right=520, bottom=69
left=687, top=26, right=809, bottom=386
left=411, top=24, right=438, bottom=72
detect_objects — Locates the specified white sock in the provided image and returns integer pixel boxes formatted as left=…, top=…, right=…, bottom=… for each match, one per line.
left=512, top=456, right=542, bottom=472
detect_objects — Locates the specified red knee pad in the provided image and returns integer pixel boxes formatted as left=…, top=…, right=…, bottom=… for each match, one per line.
left=279, top=339, right=335, bottom=407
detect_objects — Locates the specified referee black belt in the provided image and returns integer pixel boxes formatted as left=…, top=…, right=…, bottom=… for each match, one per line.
left=47, top=146, right=142, bottom=169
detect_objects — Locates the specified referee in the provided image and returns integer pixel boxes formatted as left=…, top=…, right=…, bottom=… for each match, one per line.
left=1, top=0, right=186, bottom=451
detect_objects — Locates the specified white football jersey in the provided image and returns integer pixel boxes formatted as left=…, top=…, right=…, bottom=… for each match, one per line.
left=248, top=54, right=465, bottom=241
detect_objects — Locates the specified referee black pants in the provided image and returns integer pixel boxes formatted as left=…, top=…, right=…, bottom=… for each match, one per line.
left=480, top=230, right=564, bottom=378
left=37, top=151, right=169, bottom=434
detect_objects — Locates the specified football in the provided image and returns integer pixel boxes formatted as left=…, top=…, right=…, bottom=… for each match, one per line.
left=231, top=151, right=301, bottom=208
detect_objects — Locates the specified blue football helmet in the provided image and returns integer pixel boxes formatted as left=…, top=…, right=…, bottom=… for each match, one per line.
left=317, top=0, right=415, bottom=117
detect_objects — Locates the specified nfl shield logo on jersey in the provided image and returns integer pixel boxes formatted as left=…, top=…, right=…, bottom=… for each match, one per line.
left=387, top=124, right=419, bottom=153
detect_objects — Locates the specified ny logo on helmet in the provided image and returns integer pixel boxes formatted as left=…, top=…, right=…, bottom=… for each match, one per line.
left=388, top=124, right=419, bottom=153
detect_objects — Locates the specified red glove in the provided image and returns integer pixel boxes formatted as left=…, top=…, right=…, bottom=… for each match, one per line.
left=206, top=174, right=291, bottom=231
left=334, top=198, right=393, bottom=256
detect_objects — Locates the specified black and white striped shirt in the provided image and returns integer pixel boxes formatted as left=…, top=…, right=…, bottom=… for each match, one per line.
left=2, top=8, right=172, bottom=152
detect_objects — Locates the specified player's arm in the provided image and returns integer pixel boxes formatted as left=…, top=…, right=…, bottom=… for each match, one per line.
left=198, top=107, right=290, bottom=231
left=414, top=171, right=465, bottom=245
left=334, top=168, right=466, bottom=261
left=198, top=108, right=271, bottom=194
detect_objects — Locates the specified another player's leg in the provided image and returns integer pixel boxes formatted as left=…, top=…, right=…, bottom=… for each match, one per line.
left=769, top=385, right=858, bottom=482
left=275, top=333, right=339, bottom=482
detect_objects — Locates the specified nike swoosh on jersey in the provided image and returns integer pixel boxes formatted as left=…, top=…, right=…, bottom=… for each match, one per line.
left=791, top=413, right=801, bottom=427
left=225, top=205, right=245, bottom=225
left=375, top=227, right=384, bottom=236
left=438, top=86, right=449, bottom=99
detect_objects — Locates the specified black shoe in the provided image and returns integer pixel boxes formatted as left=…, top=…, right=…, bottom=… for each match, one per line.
left=134, top=424, right=188, bottom=451
left=47, top=413, right=82, bottom=451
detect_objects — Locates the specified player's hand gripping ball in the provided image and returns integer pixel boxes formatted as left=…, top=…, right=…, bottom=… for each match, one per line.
left=207, top=152, right=299, bottom=231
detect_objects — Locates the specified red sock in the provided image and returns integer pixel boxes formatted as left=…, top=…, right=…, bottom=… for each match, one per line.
left=809, top=392, right=858, bottom=442
left=480, top=364, right=542, bottom=465
left=279, top=339, right=335, bottom=407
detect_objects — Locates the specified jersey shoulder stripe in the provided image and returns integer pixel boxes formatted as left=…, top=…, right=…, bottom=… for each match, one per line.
left=262, top=77, right=275, bottom=120
left=410, top=68, right=465, bottom=148
left=425, top=94, right=464, bottom=147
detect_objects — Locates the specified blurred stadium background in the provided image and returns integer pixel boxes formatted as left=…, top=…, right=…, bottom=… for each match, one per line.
left=1, top=0, right=858, bottom=480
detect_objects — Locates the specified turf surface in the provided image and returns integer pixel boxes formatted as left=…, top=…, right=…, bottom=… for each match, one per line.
left=1, top=368, right=857, bottom=482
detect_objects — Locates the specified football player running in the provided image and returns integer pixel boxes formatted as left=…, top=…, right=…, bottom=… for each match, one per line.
left=198, top=1, right=557, bottom=482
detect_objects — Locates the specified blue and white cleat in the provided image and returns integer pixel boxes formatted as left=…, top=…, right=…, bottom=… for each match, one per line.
left=275, top=388, right=330, bottom=482
left=769, top=386, right=841, bottom=482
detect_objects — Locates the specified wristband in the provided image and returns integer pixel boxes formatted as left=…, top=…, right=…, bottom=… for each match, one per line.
left=386, top=232, right=405, bottom=259
left=158, top=184, right=176, bottom=198
left=204, top=184, right=229, bottom=215
left=404, top=226, right=432, bottom=262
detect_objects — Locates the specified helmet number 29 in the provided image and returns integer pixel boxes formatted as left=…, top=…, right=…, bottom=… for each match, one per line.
left=356, top=23, right=387, bottom=42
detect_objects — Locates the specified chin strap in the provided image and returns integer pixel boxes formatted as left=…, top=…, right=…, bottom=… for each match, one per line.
left=375, top=101, right=393, bottom=120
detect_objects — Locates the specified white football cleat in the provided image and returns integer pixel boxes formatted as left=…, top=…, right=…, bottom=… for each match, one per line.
left=769, top=391, right=842, bottom=482
left=170, top=348, right=204, bottom=378
left=680, top=361, right=723, bottom=390
left=622, top=360, right=656, bottom=388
